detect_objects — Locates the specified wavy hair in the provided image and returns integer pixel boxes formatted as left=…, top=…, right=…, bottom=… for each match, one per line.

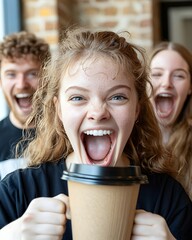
left=24, top=27, right=173, bottom=175
left=149, top=41, right=192, bottom=199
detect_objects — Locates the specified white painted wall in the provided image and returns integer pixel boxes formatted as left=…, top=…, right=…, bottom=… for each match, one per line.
left=0, top=0, right=9, bottom=121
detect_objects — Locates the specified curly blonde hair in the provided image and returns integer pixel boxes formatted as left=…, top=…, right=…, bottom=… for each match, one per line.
left=24, top=27, right=173, bottom=175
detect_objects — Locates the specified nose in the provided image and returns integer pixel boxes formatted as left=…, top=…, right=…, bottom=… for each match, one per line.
left=161, top=73, right=173, bottom=88
left=87, top=101, right=111, bottom=122
left=16, top=74, right=29, bottom=89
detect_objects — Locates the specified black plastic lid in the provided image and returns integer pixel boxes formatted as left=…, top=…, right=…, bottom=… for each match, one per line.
left=61, top=163, right=148, bottom=186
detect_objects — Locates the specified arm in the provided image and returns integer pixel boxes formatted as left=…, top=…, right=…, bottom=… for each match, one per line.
left=0, top=194, right=70, bottom=240
left=131, top=210, right=176, bottom=240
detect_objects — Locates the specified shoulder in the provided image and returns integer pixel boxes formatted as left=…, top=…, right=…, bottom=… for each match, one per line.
left=146, top=171, right=181, bottom=187
left=0, top=116, right=10, bottom=129
left=140, top=172, right=188, bottom=198
left=0, top=116, right=21, bottom=133
left=0, top=159, right=68, bottom=207
left=0, top=158, right=27, bottom=180
left=138, top=171, right=191, bottom=213
left=3, top=159, right=65, bottom=180
left=1, top=160, right=65, bottom=187
left=0, top=117, right=23, bottom=161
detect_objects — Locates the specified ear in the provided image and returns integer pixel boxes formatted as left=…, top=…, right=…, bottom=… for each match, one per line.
left=53, top=96, right=62, bottom=121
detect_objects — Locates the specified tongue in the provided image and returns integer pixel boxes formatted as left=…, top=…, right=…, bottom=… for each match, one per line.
left=17, top=97, right=32, bottom=108
left=84, top=135, right=111, bottom=161
left=156, top=97, right=173, bottom=115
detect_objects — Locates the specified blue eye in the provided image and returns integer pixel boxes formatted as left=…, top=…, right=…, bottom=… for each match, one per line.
left=174, top=74, right=185, bottom=80
left=111, top=95, right=127, bottom=101
left=151, top=73, right=162, bottom=78
left=70, top=96, right=84, bottom=101
left=27, top=71, right=38, bottom=79
left=6, top=72, right=16, bottom=78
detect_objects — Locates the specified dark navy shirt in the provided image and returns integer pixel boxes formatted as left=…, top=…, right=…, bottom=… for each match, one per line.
left=0, top=116, right=35, bottom=161
left=0, top=160, right=192, bottom=239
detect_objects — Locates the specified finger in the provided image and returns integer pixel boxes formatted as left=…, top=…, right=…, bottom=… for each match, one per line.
left=135, top=209, right=146, bottom=214
left=22, top=234, right=63, bottom=240
left=23, top=211, right=67, bottom=225
left=28, top=196, right=66, bottom=214
left=134, top=210, right=161, bottom=225
left=22, top=223, right=65, bottom=236
left=132, top=224, right=152, bottom=236
left=131, top=236, right=149, bottom=240
left=54, top=194, right=71, bottom=219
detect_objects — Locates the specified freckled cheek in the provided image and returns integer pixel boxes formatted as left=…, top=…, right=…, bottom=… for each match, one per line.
left=120, top=117, right=135, bottom=132
left=61, top=108, right=83, bottom=132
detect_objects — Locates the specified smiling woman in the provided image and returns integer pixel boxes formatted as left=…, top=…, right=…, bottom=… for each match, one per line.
left=54, top=56, right=139, bottom=167
left=149, top=41, right=192, bottom=200
left=0, top=27, right=192, bottom=240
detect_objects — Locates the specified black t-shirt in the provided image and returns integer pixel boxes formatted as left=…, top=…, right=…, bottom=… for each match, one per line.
left=0, top=160, right=192, bottom=239
left=0, top=116, right=35, bottom=161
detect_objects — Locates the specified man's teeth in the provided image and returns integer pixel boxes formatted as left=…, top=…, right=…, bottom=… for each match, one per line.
left=84, top=130, right=112, bottom=136
left=16, top=93, right=32, bottom=98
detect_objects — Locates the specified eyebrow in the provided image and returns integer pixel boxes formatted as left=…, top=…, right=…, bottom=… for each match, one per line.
left=65, top=84, right=131, bottom=93
left=4, top=68, right=39, bottom=72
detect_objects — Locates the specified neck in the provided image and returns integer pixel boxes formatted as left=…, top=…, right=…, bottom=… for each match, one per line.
left=9, top=112, right=34, bottom=129
left=160, top=124, right=171, bottom=145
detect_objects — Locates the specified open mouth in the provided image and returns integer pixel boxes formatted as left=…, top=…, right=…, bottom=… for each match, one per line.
left=82, top=129, right=115, bottom=166
left=15, top=93, right=33, bottom=111
left=155, top=93, right=174, bottom=118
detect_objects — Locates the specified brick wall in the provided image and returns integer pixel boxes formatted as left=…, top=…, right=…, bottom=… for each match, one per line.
left=72, top=0, right=153, bottom=51
left=22, top=0, right=153, bottom=53
left=22, top=0, right=59, bottom=51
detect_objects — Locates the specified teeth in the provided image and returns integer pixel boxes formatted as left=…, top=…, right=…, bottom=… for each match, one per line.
left=84, top=130, right=112, bottom=136
left=158, top=93, right=172, bottom=97
left=16, top=93, right=32, bottom=98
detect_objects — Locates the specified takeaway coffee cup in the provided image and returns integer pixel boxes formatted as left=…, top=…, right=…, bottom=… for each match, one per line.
left=62, top=164, right=148, bottom=240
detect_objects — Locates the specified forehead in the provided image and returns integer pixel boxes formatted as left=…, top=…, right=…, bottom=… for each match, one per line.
left=59, top=55, right=136, bottom=94
left=151, top=50, right=189, bottom=70
left=65, top=54, right=132, bottom=80
left=1, top=55, right=41, bottom=69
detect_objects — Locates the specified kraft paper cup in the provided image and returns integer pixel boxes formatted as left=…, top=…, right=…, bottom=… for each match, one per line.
left=62, top=164, right=148, bottom=240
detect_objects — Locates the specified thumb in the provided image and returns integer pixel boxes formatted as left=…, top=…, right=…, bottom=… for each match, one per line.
left=54, top=194, right=71, bottom=219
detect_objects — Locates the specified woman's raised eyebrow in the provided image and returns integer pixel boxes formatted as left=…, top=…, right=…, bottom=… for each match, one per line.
left=108, top=85, right=131, bottom=92
left=174, top=68, right=189, bottom=73
left=65, top=86, right=89, bottom=93
left=151, top=67, right=163, bottom=70
left=65, top=85, right=131, bottom=93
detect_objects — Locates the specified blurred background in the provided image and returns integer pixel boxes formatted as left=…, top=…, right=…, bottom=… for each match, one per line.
left=0, top=0, right=192, bottom=120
